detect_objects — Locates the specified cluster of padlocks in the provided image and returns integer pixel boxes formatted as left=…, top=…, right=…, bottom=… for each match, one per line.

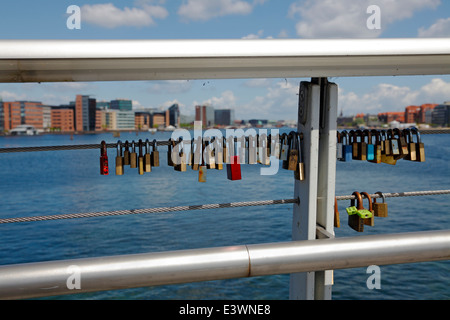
left=337, top=127, right=425, bottom=164
left=335, top=191, right=388, bottom=233
left=99, top=131, right=305, bottom=182
left=99, top=127, right=425, bottom=182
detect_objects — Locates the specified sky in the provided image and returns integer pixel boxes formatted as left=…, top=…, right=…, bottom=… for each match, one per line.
left=0, top=0, right=450, bottom=121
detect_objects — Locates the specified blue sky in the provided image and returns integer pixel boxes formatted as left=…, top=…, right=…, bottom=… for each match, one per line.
left=1, top=0, right=450, bottom=120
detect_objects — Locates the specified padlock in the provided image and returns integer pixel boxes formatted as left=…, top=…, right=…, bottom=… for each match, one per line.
left=349, top=130, right=359, bottom=160
left=248, top=134, right=257, bottom=164
left=223, top=136, right=229, bottom=164
left=144, top=139, right=152, bottom=172
left=334, top=197, right=340, bottom=228
left=151, top=139, right=160, bottom=167
left=411, top=127, right=425, bottom=162
left=380, top=130, right=390, bottom=156
left=368, top=129, right=381, bottom=164
left=271, top=133, right=280, bottom=159
left=287, top=132, right=298, bottom=171
left=294, top=132, right=305, bottom=181
left=340, top=130, right=352, bottom=162
left=115, top=140, right=124, bottom=176
left=138, top=139, right=145, bottom=175
left=336, top=131, right=343, bottom=161
left=227, top=136, right=242, bottom=181
left=280, top=133, right=289, bottom=161
left=123, top=140, right=131, bottom=166
left=355, top=130, right=367, bottom=161
left=174, top=138, right=187, bottom=172
left=258, top=133, right=270, bottom=165
left=387, top=129, right=400, bottom=158
left=214, top=138, right=223, bottom=170
left=192, top=137, right=202, bottom=171
left=347, top=191, right=368, bottom=232
left=373, top=191, right=388, bottom=217
left=393, top=128, right=409, bottom=160
left=361, top=191, right=374, bottom=227
left=204, top=138, right=216, bottom=169
left=403, top=128, right=416, bottom=161
left=239, top=135, right=247, bottom=165
left=380, top=130, right=397, bottom=165
left=167, top=139, right=175, bottom=167
left=130, top=141, right=137, bottom=168
left=199, top=140, right=207, bottom=182
left=363, top=130, right=375, bottom=161
left=100, top=140, right=109, bottom=175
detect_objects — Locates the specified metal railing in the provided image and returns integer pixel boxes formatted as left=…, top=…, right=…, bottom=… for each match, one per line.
left=0, top=39, right=449, bottom=300
left=1, top=230, right=449, bottom=300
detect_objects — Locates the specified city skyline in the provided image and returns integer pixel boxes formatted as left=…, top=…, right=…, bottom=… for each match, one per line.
left=0, top=1, right=449, bottom=121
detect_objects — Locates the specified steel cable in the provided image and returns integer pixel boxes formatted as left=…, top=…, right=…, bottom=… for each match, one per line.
left=1, top=189, right=449, bottom=225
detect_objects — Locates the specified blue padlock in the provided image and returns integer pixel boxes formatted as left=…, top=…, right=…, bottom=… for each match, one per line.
left=364, top=129, right=375, bottom=161
left=340, top=130, right=353, bottom=162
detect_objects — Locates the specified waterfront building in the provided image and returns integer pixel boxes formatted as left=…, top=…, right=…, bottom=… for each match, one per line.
left=110, top=99, right=132, bottom=111
left=195, top=105, right=214, bottom=127
left=51, top=108, right=74, bottom=132
left=75, top=95, right=96, bottom=132
left=214, top=109, right=235, bottom=126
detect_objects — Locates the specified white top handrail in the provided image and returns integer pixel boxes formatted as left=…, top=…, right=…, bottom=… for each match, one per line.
left=0, top=38, right=449, bottom=81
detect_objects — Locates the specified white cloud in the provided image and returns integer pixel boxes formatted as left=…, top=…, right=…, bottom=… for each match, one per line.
left=178, top=0, right=264, bottom=22
left=196, top=90, right=238, bottom=109
left=81, top=2, right=168, bottom=28
left=418, top=17, right=450, bottom=37
left=242, top=29, right=265, bottom=39
left=338, top=78, right=450, bottom=116
left=289, top=0, right=441, bottom=38
left=240, top=79, right=299, bottom=120
left=0, top=90, right=27, bottom=101
left=147, top=80, right=193, bottom=94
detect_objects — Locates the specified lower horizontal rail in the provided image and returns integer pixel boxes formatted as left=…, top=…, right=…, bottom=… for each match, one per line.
left=0, top=230, right=449, bottom=300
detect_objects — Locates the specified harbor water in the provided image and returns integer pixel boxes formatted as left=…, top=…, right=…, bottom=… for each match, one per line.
left=0, top=129, right=449, bottom=300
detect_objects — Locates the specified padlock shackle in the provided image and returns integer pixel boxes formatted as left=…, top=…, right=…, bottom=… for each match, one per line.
left=153, top=139, right=158, bottom=151
left=145, top=139, right=150, bottom=154
left=375, top=191, right=386, bottom=204
left=138, top=139, right=143, bottom=157
left=403, top=128, right=413, bottom=143
left=411, top=127, right=422, bottom=143
left=351, top=191, right=363, bottom=210
left=116, top=140, right=122, bottom=156
left=341, top=130, right=349, bottom=144
left=360, top=191, right=373, bottom=211
left=100, top=141, right=107, bottom=156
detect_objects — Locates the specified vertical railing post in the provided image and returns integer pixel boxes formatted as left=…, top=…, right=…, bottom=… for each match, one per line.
left=315, top=78, right=338, bottom=300
left=290, top=80, right=321, bottom=300
left=290, top=78, right=338, bottom=300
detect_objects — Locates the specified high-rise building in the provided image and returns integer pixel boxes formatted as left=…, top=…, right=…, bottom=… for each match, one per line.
left=419, top=104, right=438, bottom=124
left=195, top=105, right=214, bottom=127
left=168, top=104, right=180, bottom=127
left=110, top=99, right=132, bottom=111
left=214, top=109, right=235, bottom=126
left=51, top=108, right=74, bottom=132
left=405, top=105, right=421, bottom=123
left=101, top=110, right=135, bottom=131
left=1, top=101, right=44, bottom=131
left=75, top=95, right=96, bottom=132
left=432, top=105, right=450, bottom=127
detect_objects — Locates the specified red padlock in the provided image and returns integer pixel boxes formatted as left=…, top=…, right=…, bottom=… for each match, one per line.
left=100, top=140, right=109, bottom=175
left=226, top=136, right=241, bottom=181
